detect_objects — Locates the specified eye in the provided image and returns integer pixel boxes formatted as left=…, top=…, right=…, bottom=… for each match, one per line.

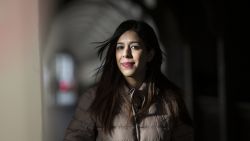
left=116, top=45, right=124, bottom=50
left=130, top=44, right=141, bottom=50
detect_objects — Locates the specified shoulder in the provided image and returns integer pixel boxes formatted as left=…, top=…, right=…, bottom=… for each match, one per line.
left=160, top=79, right=182, bottom=100
left=155, top=74, right=182, bottom=99
left=159, top=80, right=193, bottom=126
left=82, top=86, right=97, bottom=99
left=77, top=86, right=97, bottom=110
left=158, top=79, right=186, bottom=114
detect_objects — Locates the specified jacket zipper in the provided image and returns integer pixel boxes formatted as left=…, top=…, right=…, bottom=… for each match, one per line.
left=129, top=88, right=140, bottom=141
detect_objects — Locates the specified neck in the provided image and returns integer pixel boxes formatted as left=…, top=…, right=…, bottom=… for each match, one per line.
left=125, top=75, right=145, bottom=89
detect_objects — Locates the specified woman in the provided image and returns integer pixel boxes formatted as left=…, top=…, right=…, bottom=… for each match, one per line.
left=64, top=19, right=193, bottom=141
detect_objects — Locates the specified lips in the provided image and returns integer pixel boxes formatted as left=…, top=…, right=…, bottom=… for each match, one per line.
left=121, top=62, right=135, bottom=69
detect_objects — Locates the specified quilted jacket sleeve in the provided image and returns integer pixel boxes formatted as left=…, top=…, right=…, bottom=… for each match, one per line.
left=64, top=88, right=97, bottom=141
left=171, top=119, right=194, bottom=141
left=170, top=94, right=194, bottom=141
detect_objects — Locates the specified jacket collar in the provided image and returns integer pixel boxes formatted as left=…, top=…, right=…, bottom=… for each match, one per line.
left=123, top=82, right=147, bottom=96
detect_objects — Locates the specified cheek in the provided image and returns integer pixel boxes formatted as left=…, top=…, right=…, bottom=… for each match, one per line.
left=137, top=52, right=147, bottom=62
left=133, top=51, right=143, bottom=60
left=115, top=52, right=120, bottom=62
left=139, top=53, right=150, bottom=67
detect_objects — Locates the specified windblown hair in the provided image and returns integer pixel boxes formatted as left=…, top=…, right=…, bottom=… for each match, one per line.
left=89, top=19, right=192, bottom=134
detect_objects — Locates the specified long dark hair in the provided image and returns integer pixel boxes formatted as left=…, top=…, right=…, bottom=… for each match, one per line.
left=89, top=19, right=192, bottom=134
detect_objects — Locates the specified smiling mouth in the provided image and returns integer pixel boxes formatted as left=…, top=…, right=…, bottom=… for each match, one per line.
left=121, top=62, right=135, bottom=69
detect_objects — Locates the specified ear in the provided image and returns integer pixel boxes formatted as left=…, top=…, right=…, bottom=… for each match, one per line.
left=147, top=50, right=155, bottom=62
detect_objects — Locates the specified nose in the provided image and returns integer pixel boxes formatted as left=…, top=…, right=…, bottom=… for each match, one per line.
left=122, top=46, right=132, bottom=58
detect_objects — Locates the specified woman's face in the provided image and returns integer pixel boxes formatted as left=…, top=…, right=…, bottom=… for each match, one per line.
left=116, top=30, right=153, bottom=81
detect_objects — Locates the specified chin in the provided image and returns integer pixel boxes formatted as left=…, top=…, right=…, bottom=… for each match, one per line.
left=123, top=73, right=134, bottom=77
left=121, top=71, right=135, bottom=77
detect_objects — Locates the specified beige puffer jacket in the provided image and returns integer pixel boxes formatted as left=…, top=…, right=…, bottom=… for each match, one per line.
left=64, top=83, right=193, bottom=141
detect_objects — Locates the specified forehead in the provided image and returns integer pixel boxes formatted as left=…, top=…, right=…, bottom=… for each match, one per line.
left=117, top=30, right=141, bottom=43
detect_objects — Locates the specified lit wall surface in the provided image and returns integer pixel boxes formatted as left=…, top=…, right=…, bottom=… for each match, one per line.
left=0, top=0, right=42, bottom=141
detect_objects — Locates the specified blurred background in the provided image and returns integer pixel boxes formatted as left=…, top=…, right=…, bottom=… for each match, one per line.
left=0, top=0, right=248, bottom=141
left=40, top=0, right=249, bottom=141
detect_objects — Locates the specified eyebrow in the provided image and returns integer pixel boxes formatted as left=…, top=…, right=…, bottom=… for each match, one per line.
left=116, top=41, right=141, bottom=44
